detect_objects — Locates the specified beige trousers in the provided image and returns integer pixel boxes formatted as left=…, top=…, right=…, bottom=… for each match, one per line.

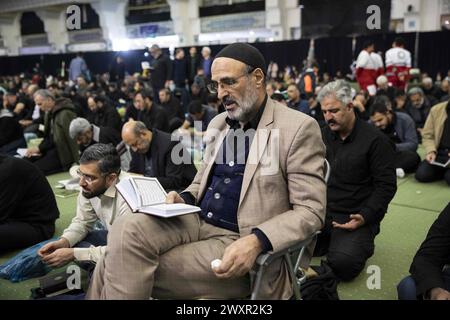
left=86, top=213, right=251, bottom=299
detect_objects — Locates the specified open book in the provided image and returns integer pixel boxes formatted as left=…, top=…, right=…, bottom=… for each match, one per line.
left=15, top=148, right=39, bottom=158
left=116, top=177, right=200, bottom=218
left=56, top=177, right=80, bottom=191
left=431, top=159, right=450, bottom=168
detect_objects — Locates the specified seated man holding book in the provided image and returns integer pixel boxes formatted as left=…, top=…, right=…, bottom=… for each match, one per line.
left=87, top=43, right=326, bottom=300
left=415, top=100, right=450, bottom=185
left=122, top=120, right=197, bottom=191
left=38, top=144, right=132, bottom=269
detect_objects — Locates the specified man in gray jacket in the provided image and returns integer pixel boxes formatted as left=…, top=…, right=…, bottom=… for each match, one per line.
left=370, top=102, right=421, bottom=176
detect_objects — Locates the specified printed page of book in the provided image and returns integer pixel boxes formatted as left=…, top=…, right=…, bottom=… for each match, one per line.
left=132, top=177, right=167, bottom=207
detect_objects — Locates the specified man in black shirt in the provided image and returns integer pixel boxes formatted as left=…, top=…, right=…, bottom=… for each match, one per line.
left=134, top=89, right=169, bottom=133
left=148, top=44, right=172, bottom=104
left=122, top=120, right=196, bottom=191
left=158, top=88, right=184, bottom=132
left=0, top=155, right=59, bottom=253
left=0, top=105, right=26, bottom=155
left=86, top=96, right=122, bottom=132
left=316, top=80, right=397, bottom=281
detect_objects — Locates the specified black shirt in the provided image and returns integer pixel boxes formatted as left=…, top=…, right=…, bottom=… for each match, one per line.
left=86, top=104, right=122, bottom=132
left=161, top=97, right=184, bottom=122
left=0, top=155, right=59, bottom=225
left=138, top=104, right=169, bottom=133
left=410, top=202, right=450, bottom=297
left=150, top=53, right=172, bottom=88
left=322, top=118, right=397, bottom=225
left=381, top=113, right=402, bottom=145
left=0, top=109, right=23, bottom=147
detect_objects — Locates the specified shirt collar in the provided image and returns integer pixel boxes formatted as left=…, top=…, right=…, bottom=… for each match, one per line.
left=103, top=171, right=127, bottom=198
left=147, top=129, right=157, bottom=156
left=92, top=124, right=100, bottom=142
left=225, top=94, right=268, bottom=130
left=329, top=117, right=360, bottom=143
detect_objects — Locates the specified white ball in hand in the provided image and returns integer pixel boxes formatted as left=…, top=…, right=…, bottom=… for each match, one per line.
left=211, top=259, right=222, bottom=270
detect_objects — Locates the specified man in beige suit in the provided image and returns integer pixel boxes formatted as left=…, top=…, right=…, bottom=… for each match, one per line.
left=87, top=43, right=326, bottom=300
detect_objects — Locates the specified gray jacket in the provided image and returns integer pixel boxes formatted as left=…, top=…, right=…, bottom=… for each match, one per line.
left=394, top=111, right=418, bottom=152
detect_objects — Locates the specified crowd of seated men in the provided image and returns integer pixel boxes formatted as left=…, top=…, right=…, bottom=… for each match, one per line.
left=0, top=42, right=449, bottom=300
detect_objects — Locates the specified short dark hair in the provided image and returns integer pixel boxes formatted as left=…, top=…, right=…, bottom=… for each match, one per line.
left=373, top=95, right=392, bottom=109
left=394, top=37, right=405, bottom=47
left=188, top=100, right=203, bottom=114
left=395, top=91, right=406, bottom=98
left=5, top=91, right=16, bottom=97
left=80, top=143, right=121, bottom=175
left=370, top=102, right=391, bottom=116
left=93, top=95, right=107, bottom=104
left=136, top=88, right=153, bottom=101
left=363, top=40, right=375, bottom=50
left=159, top=88, right=170, bottom=95
left=271, top=92, right=285, bottom=102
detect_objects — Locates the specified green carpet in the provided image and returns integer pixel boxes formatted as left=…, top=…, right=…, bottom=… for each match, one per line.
left=1, top=170, right=449, bottom=300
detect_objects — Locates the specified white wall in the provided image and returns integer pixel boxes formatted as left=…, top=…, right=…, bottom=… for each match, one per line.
left=0, top=13, right=22, bottom=56
left=391, top=0, right=446, bottom=31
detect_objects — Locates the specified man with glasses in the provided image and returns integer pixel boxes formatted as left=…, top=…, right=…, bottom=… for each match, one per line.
left=87, top=43, right=326, bottom=300
left=38, top=144, right=131, bottom=268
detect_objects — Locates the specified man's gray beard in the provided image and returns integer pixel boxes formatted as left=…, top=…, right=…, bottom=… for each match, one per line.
left=227, top=85, right=260, bottom=123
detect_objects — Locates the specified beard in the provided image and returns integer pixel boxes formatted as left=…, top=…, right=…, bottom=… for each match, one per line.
left=82, top=185, right=108, bottom=199
left=224, top=84, right=260, bottom=123
left=413, top=99, right=424, bottom=108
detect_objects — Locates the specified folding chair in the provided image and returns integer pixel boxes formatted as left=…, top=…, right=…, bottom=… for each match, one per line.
left=250, top=159, right=330, bottom=300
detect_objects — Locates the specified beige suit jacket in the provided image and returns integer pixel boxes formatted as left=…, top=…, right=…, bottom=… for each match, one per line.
left=184, top=98, right=326, bottom=299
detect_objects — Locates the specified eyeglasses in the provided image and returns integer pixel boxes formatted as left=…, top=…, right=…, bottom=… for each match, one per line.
left=76, top=169, right=103, bottom=184
left=206, top=68, right=255, bottom=94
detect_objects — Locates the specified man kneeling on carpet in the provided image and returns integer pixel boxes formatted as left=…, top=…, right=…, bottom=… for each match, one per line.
left=38, top=143, right=131, bottom=269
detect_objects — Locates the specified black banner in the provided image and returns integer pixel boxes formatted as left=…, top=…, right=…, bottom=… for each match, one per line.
left=301, top=0, right=391, bottom=37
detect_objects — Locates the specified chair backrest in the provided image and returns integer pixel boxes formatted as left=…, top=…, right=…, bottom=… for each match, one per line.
left=324, top=159, right=331, bottom=183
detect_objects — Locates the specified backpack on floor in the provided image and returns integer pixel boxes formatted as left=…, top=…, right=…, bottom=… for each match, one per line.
left=300, top=260, right=340, bottom=300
